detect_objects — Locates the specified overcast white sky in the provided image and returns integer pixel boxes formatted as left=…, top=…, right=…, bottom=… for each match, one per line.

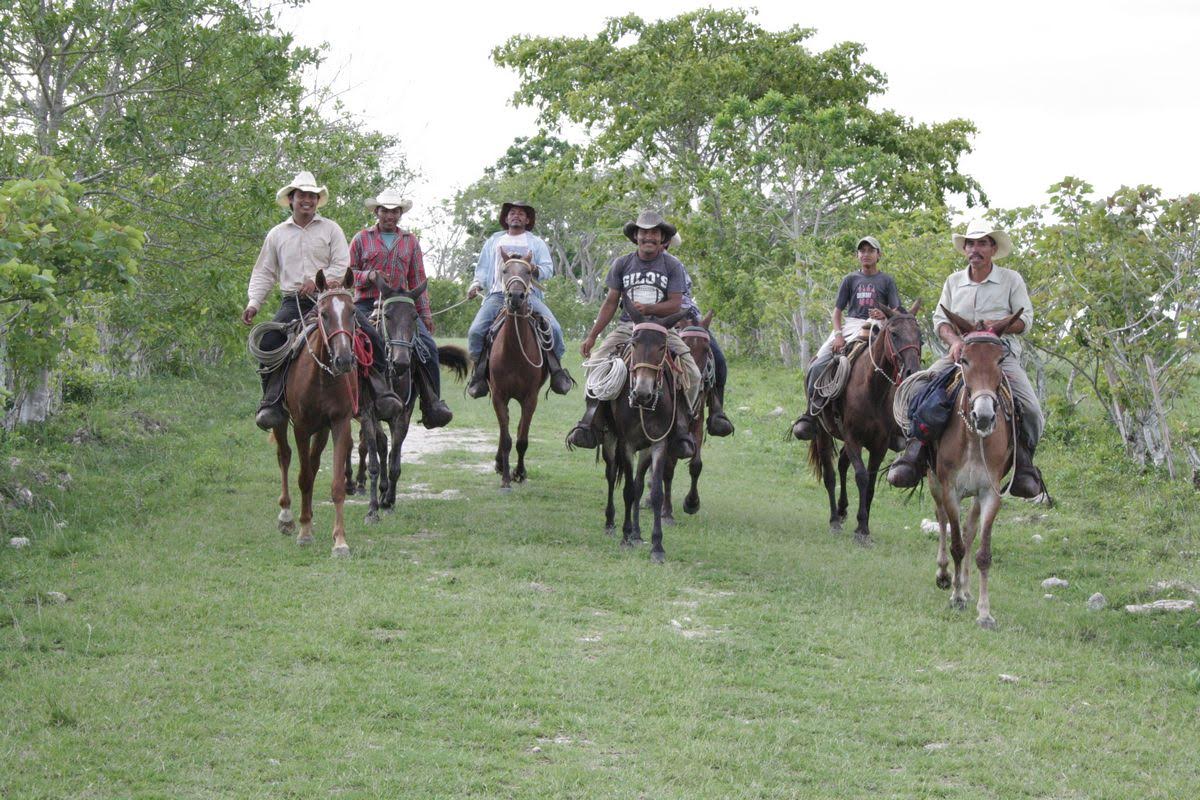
left=278, top=0, right=1199, bottom=236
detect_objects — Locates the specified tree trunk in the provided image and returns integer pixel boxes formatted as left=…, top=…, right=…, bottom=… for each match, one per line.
left=6, top=368, right=56, bottom=428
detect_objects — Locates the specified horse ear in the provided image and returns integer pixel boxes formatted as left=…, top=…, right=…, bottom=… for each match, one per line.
left=499, top=247, right=511, bottom=261
left=623, top=293, right=644, bottom=324
left=662, top=311, right=689, bottom=329
left=940, top=304, right=973, bottom=335
left=909, top=298, right=922, bottom=316
left=342, top=267, right=354, bottom=289
left=701, top=309, right=714, bottom=329
left=315, top=269, right=328, bottom=292
left=990, top=308, right=1024, bottom=337
left=408, top=279, right=427, bottom=299
left=879, top=305, right=896, bottom=319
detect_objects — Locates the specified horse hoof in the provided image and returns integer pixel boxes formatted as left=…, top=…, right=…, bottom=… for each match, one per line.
left=854, top=532, right=872, bottom=548
left=950, top=596, right=967, bottom=611
left=513, top=472, right=527, bottom=484
left=977, top=615, right=997, bottom=630
left=498, top=485, right=512, bottom=493
left=381, top=505, right=395, bottom=515
left=683, top=497, right=699, bottom=515
left=605, top=525, right=616, bottom=537
left=332, top=544, right=351, bottom=558
left=296, top=534, right=314, bottom=547
left=365, top=513, right=379, bottom=526
left=936, top=573, right=951, bottom=590
left=619, top=539, right=634, bottom=549
left=662, top=516, right=676, bottom=527
left=278, top=521, right=296, bottom=535
left=829, top=520, right=843, bottom=534
left=650, top=550, right=665, bottom=564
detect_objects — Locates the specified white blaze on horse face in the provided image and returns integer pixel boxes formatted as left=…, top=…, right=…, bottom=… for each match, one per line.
left=971, top=394, right=997, bottom=437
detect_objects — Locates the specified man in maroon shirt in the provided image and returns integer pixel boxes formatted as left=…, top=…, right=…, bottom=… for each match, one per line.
left=350, top=191, right=452, bottom=428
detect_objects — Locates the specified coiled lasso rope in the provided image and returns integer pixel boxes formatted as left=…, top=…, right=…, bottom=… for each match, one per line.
left=247, top=321, right=304, bottom=372
left=582, top=356, right=628, bottom=400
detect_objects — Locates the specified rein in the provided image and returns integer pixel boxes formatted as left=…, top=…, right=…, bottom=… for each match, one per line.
left=300, top=289, right=356, bottom=377
left=500, top=259, right=547, bottom=370
left=867, top=317, right=921, bottom=385
left=954, top=355, right=1018, bottom=499
left=626, top=322, right=677, bottom=442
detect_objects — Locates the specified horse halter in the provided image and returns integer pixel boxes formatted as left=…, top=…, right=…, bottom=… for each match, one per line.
left=378, top=294, right=418, bottom=367
left=957, top=331, right=1008, bottom=431
left=305, top=287, right=357, bottom=376
left=868, top=315, right=922, bottom=385
left=502, top=257, right=534, bottom=314
left=627, top=321, right=672, bottom=410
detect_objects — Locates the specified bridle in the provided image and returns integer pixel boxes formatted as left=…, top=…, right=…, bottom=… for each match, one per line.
left=954, top=330, right=1018, bottom=497
left=627, top=321, right=678, bottom=442
left=301, top=288, right=357, bottom=377
left=679, top=325, right=713, bottom=412
left=501, top=256, right=545, bottom=369
left=867, top=315, right=922, bottom=385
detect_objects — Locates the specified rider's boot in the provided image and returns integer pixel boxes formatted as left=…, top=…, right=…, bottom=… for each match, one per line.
left=255, top=366, right=289, bottom=431
left=886, top=437, right=928, bottom=488
left=1006, top=438, right=1046, bottom=499
left=671, top=403, right=697, bottom=460
left=545, top=349, right=575, bottom=395
left=791, top=357, right=828, bottom=441
left=466, top=339, right=491, bottom=398
left=415, top=359, right=453, bottom=429
left=566, top=397, right=603, bottom=449
left=368, top=368, right=403, bottom=421
left=706, top=383, right=734, bottom=437
left=791, top=411, right=818, bottom=441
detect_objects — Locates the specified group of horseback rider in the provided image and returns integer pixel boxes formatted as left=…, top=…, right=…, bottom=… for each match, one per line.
left=243, top=174, right=734, bottom=453
left=790, top=222, right=1046, bottom=498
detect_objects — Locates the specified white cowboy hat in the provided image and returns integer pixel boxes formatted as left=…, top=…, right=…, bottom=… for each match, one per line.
left=275, top=171, right=328, bottom=209
left=952, top=220, right=1012, bottom=259
left=668, top=233, right=682, bottom=249
left=366, top=189, right=413, bottom=213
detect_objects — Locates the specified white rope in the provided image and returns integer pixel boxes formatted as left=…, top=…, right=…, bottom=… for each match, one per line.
left=582, top=356, right=627, bottom=400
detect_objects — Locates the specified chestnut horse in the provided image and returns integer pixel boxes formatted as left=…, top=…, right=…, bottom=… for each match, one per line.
left=486, top=251, right=552, bottom=488
left=635, top=311, right=715, bottom=523
left=929, top=307, right=1024, bottom=630
left=808, top=302, right=923, bottom=545
left=272, top=268, right=361, bottom=557
left=601, top=305, right=690, bottom=563
left=350, top=279, right=468, bottom=517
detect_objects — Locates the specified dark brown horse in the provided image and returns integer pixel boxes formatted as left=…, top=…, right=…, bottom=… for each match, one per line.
left=929, top=307, right=1023, bottom=630
left=635, top=311, right=714, bottom=523
left=601, top=305, right=691, bottom=563
left=272, top=268, right=360, bottom=557
left=486, top=250, right=552, bottom=488
left=808, top=302, right=923, bottom=545
left=350, top=279, right=468, bottom=517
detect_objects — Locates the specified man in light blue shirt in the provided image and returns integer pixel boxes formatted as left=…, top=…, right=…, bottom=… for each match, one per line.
left=465, top=201, right=572, bottom=397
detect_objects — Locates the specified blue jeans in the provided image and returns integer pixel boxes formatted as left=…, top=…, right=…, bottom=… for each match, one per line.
left=356, top=298, right=440, bottom=394
left=467, top=292, right=565, bottom=360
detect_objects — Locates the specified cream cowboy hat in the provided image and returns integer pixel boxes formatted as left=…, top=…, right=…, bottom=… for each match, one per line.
left=668, top=233, right=682, bottom=249
left=952, top=220, right=1012, bottom=259
left=275, top=171, right=328, bottom=209
left=623, top=210, right=677, bottom=244
left=365, top=189, right=413, bottom=214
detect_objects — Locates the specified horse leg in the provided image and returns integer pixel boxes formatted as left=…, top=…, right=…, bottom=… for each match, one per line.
left=492, top=394, right=512, bottom=489
left=660, top=454, right=677, bottom=525
left=942, top=480, right=968, bottom=611
left=362, top=412, right=381, bottom=525
left=620, top=444, right=637, bottom=548
left=843, top=442, right=873, bottom=546
left=330, top=416, right=351, bottom=557
left=975, top=490, right=1003, bottom=629
left=294, top=427, right=316, bottom=546
left=683, top=446, right=702, bottom=514
left=648, top=442, right=669, bottom=563
left=274, top=424, right=295, bottom=535
left=836, top=447, right=850, bottom=525
left=353, top=420, right=367, bottom=495
left=929, top=477, right=952, bottom=590
left=817, top=435, right=839, bottom=533
left=384, top=413, right=406, bottom=510
left=631, top=451, right=649, bottom=543
left=513, top=392, right=537, bottom=484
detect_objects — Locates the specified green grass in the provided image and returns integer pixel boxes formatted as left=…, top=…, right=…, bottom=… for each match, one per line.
left=2, top=342, right=1199, bottom=798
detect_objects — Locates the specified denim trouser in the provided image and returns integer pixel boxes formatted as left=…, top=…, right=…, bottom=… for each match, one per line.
left=356, top=299, right=440, bottom=394
left=468, top=291, right=565, bottom=360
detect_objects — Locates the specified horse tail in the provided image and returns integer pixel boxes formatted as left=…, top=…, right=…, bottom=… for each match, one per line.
left=808, top=432, right=830, bottom=481
left=437, top=345, right=469, bottom=381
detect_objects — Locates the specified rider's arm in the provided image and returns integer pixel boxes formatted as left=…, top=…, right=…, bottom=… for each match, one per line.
left=581, top=288, right=622, bottom=356
left=531, top=236, right=554, bottom=281
left=640, top=292, right=683, bottom=318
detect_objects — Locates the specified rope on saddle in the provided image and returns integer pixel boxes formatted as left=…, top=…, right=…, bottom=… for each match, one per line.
left=582, top=355, right=627, bottom=400
left=810, top=356, right=852, bottom=412
left=248, top=320, right=307, bottom=372
left=353, top=329, right=374, bottom=376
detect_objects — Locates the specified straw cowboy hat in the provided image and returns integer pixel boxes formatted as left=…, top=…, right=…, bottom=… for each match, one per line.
left=275, top=171, right=328, bottom=209
left=623, top=210, right=677, bottom=244
left=952, top=220, right=1013, bottom=259
left=499, top=201, right=536, bottom=230
left=365, top=189, right=413, bottom=214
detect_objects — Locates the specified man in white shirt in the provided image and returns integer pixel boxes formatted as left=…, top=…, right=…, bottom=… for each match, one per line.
left=464, top=201, right=572, bottom=397
left=242, top=171, right=400, bottom=430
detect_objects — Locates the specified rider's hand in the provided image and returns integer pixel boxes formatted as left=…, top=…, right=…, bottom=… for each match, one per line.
left=632, top=302, right=649, bottom=315
left=241, top=306, right=258, bottom=325
left=580, top=335, right=596, bottom=359
left=949, top=339, right=965, bottom=362
left=831, top=332, right=845, bottom=353
left=299, top=278, right=317, bottom=296
left=366, top=269, right=378, bottom=284
left=424, top=317, right=435, bottom=335
left=867, top=308, right=885, bottom=320
left=467, top=284, right=480, bottom=300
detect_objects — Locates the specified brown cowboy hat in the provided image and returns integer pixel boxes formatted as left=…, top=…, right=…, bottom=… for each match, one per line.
left=499, top=201, right=536, bottom=230
left=623, top=210, right=677, bottom=244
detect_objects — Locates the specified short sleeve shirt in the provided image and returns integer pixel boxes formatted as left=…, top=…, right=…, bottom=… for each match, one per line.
left=606, top=252, right=687, bottom=322
left=489, top=232, right=533, bottom=294
left=834, top=271, right=901, bottom=319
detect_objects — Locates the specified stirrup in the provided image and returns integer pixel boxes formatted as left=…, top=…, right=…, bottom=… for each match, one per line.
left=566, top=423, right=598, bottom=450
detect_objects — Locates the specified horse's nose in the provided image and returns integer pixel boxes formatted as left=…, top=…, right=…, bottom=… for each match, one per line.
left=971, top=409, right=996, bottom=436
left=333, top=351, right=355, bottom=374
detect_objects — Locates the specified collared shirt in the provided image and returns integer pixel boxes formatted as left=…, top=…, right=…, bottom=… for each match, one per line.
left=931, top=265, right=1033, bottom=357
left=246, top=214, right=350, bottom=310
left=471, top=230, right=553, bottom=295
left=349, top=225, right=432, bottom=325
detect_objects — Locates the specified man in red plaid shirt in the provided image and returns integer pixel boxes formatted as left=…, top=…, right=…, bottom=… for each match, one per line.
left=349, top=190, right=452, bottom=428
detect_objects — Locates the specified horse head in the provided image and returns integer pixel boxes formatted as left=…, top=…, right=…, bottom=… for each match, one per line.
left=628, top=308, right=688, bottom=409
left=378, top=277, right=426, bottom=376
left=941, top=304, right=1023, bottom=437
left=500, top=249, right=534, bottom=315
left=878, top=299, right=923, bottom=381
left=313, top=268, right=357, bottom=375
left=677, top=310, right=714, bottom=385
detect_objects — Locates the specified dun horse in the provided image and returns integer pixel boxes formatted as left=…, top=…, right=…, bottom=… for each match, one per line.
left=635, top=311, right=715, bottom=523
left=350, top=278, right=467, bottom=518
left=808, top=303, right=923, bottom=545
left=272, top=268, right=361, bottom=557
left=929, top=307, right=1024, bottom=629
left=485, top=250, right=555, bottom=488
left=601, top=303, right=691, bottom=563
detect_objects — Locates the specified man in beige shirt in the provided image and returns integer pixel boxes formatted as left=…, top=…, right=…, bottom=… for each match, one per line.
left=242, top=171, right=400, bottom=430
left=887, top=220, right=1046, bottom=497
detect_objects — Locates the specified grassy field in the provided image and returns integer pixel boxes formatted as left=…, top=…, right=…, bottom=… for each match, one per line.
left=2, top=342, right=1199, bottom=798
